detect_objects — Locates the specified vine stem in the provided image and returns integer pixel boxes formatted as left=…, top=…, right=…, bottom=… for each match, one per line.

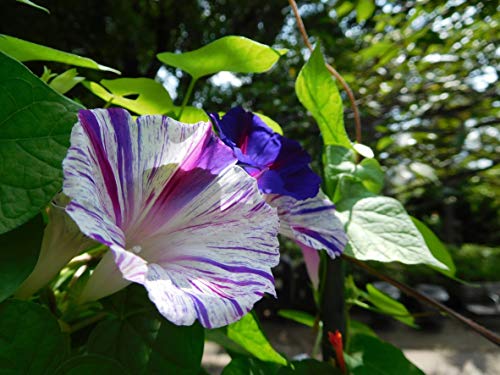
left=288, top=0, right=362, bottom=144
left=178, top=78, right=197, bottom=119
left=343, top=254, right=500, bottom=346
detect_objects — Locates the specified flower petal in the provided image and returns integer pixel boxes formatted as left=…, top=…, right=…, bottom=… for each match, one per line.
left=266, top=192, right=347, bottom=259
left=138, top=166, right=279, bottom=328
left=211, top=107, right=321, bottom=200
left=300, top=245, right=321, bottom=289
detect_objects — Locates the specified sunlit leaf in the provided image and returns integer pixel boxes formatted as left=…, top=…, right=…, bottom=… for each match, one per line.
left=356, top=0, right=375, bottom=23
left=227, top=313, right=288, bottom=366
left=0, top=215, right=43, bottom=302
left=278, top=310, right=315, bottom=328
left=0, top=51, right=83, bottom=234
left=0, top=34, right=120, bottom=74
left=0, top=300, right=68, bottom=373
left=157, top=36, right=286, bottom=80
left=411, top=217, right=456, bottom=277
left=337, top=194, right=447, bottom=269
left=255, top=112, right=283, bottom=135
left=296, top=45, right=351, bottom=148
left=49, top=68, right=84, bottom=94
left=364, top=284, right=416, bottom=327
left=16, top=0, right=49, bottom=14
left=83, top=78, right=173, bottom=115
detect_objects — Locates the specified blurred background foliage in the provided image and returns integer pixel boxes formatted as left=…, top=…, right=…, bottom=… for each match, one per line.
left=2, top=0, right=498, bottom=281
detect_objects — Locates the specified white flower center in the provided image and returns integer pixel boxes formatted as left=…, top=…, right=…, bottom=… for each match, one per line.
left=131, top=245, right=142, bottom=254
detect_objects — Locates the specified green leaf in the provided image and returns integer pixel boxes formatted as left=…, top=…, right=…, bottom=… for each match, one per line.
left=16, top=0, right=50, bottom=14
left=49, top=68, right=84, bottom=94
left=296, top=45, right=351, bottom=148
left=348, top=320, right=376, bottom=340
left=0, top=300, right=68, bottom=374
left=323, top=146, right=384, bottom=200
left=345, top=334, right=424, bottom=375
left=87, top=285, right=204, bottom=375
left=227, top=313, right=288, bottom=366
left=278, top=359, right=340, bottom=374
left=364, top=284, right=416, bottom=327
left=336, top=2, right=354, bottom=18
left=176, top=106, right=209, bottom=123
left=0, top=215, right=43, bottom=302
left=83, top=78, right=173, bottom=115
left=255, top=113, right=283, bottom=135
left=55, top=355, right=130, bottom=375
left=0, top=51, right=83, bottom=234
left=222, top=357, right=282, bottom=375
left=411, top=217, right=456, bottom=277
left=356, top=0, right=376, bottom=23
left=337, top=195, right=447, bottom=269
left=277, top=309, right=315, bottom=328
left=157, top=36, right=286, bottom=80
left=0, top=34, right=120, bottom=74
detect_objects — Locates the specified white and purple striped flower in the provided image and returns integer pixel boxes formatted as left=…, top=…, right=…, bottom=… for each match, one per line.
left=62, top=108, right=280, bottom=328
left=210, top=107, right=347, bottom=287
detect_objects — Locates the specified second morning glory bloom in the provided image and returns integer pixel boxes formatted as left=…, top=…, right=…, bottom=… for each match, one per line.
left=211, top=107, right=347, bottom=287
left=62, top=108, right=280, bottom=328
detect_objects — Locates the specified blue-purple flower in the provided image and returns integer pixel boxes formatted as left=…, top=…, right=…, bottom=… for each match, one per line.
left=211, top=107, right=347, bottom=287
left=210, top=107, right=321, bottom=200
left=60, top=108, right=279, bottom=328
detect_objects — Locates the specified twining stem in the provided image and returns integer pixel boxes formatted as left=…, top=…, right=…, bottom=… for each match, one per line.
left=178, top=77, right=197, bottom=119
left=320, top=257, right=346, bottom=361
left=343, top=254, right=500, bottom=346
left=288, top=0, right=362, bottom=144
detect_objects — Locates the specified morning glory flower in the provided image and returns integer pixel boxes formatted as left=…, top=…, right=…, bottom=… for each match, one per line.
left=62, top=108, right=279, bottom=328
left=210, top=107, right=321, bottom=200
left=210, top=107, right=347, bottom=287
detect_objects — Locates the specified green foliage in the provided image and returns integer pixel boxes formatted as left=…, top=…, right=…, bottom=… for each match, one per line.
left=277, top=309, right=315, bottom=328
left=87, top=286, right=205, bottom=375
left=337, top=193, right=446, bottom=269
left=295, top=45, right=351, bottom=149
left=15, top=0, right=49, bottom=14
left=157, top=36, right=286, bottom=81
left=0, top=299, right=68, bottom=374
left=412, top=217, right=456, bottom=277
left=0, top=215, right=43, bottom=302
left=83, top=78, right=173, bottom=115
left=452, top=244, right=500, bottom=282
left=364, top=284, right=415, bottom=327
left=0, top=51, right=83, bottom=233
left=345, top=334, right=424, bottom=375
left=355, top=0, right=375, bottom=23
left=49, top=68, right=85, bottom=94
left=54, top=355, right=130, bottom=375
left=227, top=312, right=288, bottom=366
left=0, top=34, right=119, bottom=73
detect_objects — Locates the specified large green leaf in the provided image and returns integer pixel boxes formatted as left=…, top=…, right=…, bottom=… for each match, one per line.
left=411, top=217, right=456, bottom=277
left=0, top=215, right=43, bottom=302
left=295, top=45, right=351, bottom=148
left=337, top=195, right=447, bottom=268
left=0, top=300, right=68, bottom=374
left=0, top=35, right=119, bottom=73
left=277, top=309, right=315, bottom=328
left=54, top=355, right=130, bottom=375
left=0, top=51, right=83, bottom=234
left=83, top=78, right=173, bottom=115
left=87, top=285, right=204, bottom=375
left=345, top=334, right=424, bottom=375
left=227, top=313, right=288, bottom=366
left=157, top=36, right=287, bottom=80
left=222, top=357, right=281, bottom=375
left=356, top=0, right=375, bottom=23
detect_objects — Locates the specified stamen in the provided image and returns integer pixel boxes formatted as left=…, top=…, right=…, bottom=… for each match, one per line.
left=131, top=245, right=142, bottom=254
